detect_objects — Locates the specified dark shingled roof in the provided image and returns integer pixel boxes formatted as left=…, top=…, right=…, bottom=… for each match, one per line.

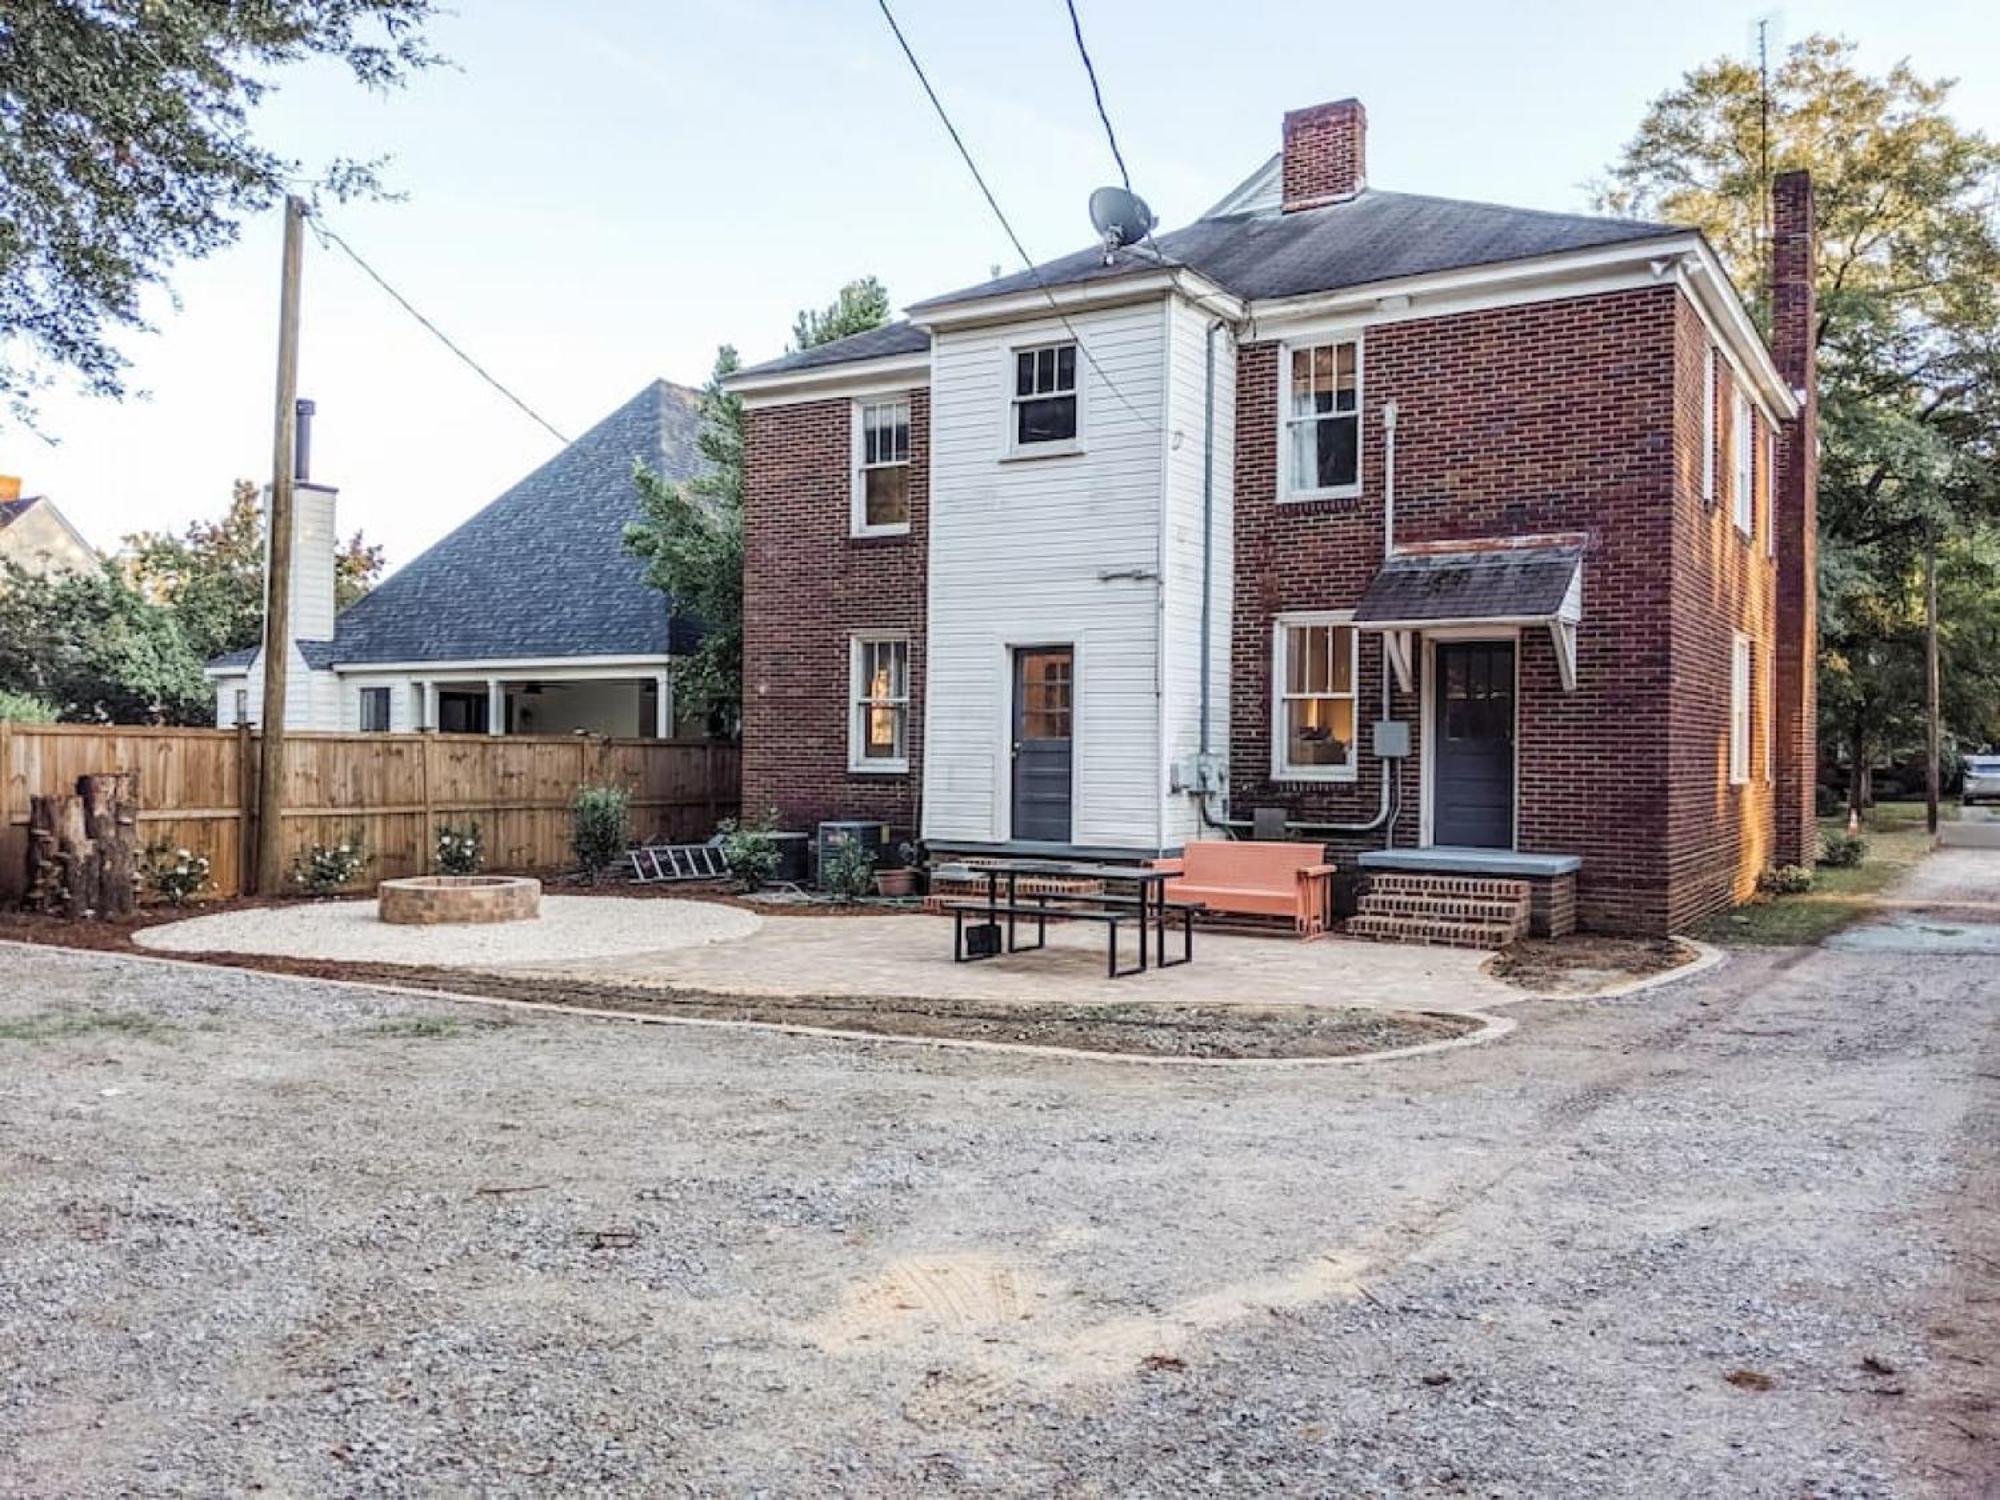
left=209, top=380, right=704, bottom=671
left=737, top=185, right=1680, bottom=380
left=0, top=496, right=42, bottom=527
left=912, top=190, right=1679, bottom=311
left=1353, top=544, right=1584, bottom=625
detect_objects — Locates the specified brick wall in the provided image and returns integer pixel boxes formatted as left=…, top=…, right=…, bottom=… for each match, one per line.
left=740, top=390, right=927, bottom=838
left=1663, top=298, right=1783, bottom=931
left=1230, top=288, right=1684, bottom=932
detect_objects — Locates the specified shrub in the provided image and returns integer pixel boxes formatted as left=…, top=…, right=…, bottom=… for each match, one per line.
left=291, top=840, right=367, bottom=894
left=819, top=833, right=877, bottom=901
left=717, top=809, right=781, bottom=891
left=141, top=842, right=211, bottom=905
left=1818, top=831, right=1868, bottom=868
left=1757, top=864, right=1815, bottom=897
left=0, top=688, right=57, bottom=723
left=570, top=784, right=630, bottom=881
left=434, top=821, right=483, bottom=876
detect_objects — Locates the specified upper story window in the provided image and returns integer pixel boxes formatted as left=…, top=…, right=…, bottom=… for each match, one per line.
left=1283, top=338, right=1361, bottom=500
left=1272, top=612, right=1358, bottom=781
left=1011, top=341, right=1078, bottom=451
left=1701, top=345, right=1717, bottom=506
left=850, top=635, right=910, bottom=773
left=1732, top=390, right=1755, bottom=537
left=358, top=685, right=391, bottom=733
left=233, top=688, right=249, bottom=725
left=854, top=398, right=911, bottom=535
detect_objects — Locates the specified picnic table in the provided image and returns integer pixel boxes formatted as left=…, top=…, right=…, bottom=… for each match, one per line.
left=936, top=859, right=1198, bottom=978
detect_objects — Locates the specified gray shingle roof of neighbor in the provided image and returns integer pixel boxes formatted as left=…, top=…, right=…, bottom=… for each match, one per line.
left=207, top=379, right=705, bottom=671
left=0, top=495, right=43, bottom=527
left=1353, top=544, right=1585, bottom=624
left=735, top=180, right=1682, bottom=379
left=733, top=320, right=931, bottom=379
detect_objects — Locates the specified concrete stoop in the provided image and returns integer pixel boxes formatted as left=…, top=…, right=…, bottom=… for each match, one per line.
left=1345, top=873, right=1533, bottom=949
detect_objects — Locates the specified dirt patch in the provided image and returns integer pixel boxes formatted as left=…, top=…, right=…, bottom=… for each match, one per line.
left=4, top=925, right=1481, bottom=1059
left=1487, top=935, right=1695, bottom=996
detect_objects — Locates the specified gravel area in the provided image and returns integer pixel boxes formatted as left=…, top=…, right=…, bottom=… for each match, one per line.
left=129, top=893, right=760, bottom=965
left=1, top=851, right=1994, bottom=1495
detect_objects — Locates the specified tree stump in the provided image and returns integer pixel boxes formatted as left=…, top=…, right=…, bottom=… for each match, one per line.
left=22, top=770, right=140, bottom=919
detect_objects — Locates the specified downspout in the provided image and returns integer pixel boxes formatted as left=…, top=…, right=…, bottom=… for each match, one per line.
left=1198, top=320, right=1219, bottom=768
left=1200, top=397, right=1403, bottom=838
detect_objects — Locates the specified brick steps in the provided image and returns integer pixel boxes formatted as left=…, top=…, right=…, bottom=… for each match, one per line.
left=1346, top=873, right=1531, bottom=949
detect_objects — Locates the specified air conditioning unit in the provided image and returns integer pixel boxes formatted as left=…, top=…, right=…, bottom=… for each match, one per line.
left=815, top=820, right=892, bottom=884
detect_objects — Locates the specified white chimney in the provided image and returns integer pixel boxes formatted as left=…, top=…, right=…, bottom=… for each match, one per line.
left=270, top=397, right=337, bottom=644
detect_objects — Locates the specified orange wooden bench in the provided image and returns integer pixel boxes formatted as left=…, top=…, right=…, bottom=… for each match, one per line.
left=1153, top=841, right=1335, bottom=938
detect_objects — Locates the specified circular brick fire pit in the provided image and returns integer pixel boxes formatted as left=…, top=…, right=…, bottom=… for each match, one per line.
left=378, top=875, right=541, bottom=926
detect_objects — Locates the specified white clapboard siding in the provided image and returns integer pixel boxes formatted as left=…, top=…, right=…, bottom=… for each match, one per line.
left=922, top=300, right=1170, bottom=848
left=1160, top=296, right=1236, bottom=845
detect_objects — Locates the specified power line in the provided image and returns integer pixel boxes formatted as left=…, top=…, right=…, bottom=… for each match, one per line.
left=1064, top=0, right=1133, bottom=194
left=872, top=0, right=1152, bottom=428
left=304, top=213, right=572, bottom=447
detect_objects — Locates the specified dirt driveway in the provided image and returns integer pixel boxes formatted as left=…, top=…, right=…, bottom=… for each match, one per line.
left=2, top=855, right=1995, bottom=1496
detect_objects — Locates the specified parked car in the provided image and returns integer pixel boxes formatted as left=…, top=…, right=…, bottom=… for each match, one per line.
left=1964, top=753, right=2000, bottom=806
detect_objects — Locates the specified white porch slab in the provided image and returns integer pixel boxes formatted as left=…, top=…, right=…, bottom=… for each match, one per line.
left=1359, top=847, right=1582, bottom=877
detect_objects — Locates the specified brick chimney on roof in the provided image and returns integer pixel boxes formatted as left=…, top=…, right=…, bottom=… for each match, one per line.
left=1770, top=168, right=1819, bottom=868
left=1282, top=98, right=1366, bottom=211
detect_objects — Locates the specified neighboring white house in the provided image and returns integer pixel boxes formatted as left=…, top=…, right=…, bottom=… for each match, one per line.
left=0, top=480, right=101, bottom=580
left=208, top=381, right=705, bottom=737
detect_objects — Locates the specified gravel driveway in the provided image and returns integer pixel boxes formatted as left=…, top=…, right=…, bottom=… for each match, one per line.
left=2, top=853, right=1995, bottom=1496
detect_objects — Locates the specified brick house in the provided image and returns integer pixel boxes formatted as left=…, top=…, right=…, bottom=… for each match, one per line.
left=728, top=96, right=1817, bottom=936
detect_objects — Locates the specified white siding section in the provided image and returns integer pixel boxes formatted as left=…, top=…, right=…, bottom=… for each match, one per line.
left=1160, top=297, right=1236, bottom=845
left=922, top=300, right=1169, bottom=848
left=286, top=483, right=339, bottom=645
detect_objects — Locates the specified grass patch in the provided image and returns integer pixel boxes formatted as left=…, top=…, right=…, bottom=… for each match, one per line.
left=0, top=1009, right=168, bottom=1043
left=359, top=1015, right=472, bottom=1039
left=1699, top=800, right=1943, bottom=947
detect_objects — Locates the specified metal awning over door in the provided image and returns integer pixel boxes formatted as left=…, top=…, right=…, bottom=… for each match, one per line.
left=1352, top=540, right=1585, bottom=692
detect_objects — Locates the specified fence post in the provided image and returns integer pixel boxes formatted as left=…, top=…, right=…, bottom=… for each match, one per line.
left=419, top=734, right=436, bottom=874
left=236, top=721, right=257, bottom=897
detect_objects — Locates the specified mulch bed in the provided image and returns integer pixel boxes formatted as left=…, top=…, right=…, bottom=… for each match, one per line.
left=0, top=901, right=1481, bottom=1061
left=1487, top=935, right=1695, bottom=996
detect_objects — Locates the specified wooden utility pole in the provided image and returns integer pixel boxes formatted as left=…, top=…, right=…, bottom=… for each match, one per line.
left=255, top=195, right=307, bottom=895
left=1925, top=526, right=1941, bottom=836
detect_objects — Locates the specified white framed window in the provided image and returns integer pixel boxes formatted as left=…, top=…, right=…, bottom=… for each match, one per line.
left=1009, top=341, right=1078, bottom=453
left=1764, top=648, right=1776, bottom=783
left=849, top=635, right=910, bottom=773
left=1701, top=345, right=1717, bottom=506
left=358, top=685, right=391, bottom=733
left=1281, top=337, right=1362, bottom=500
left=853, top=397, right=911, bottom=535
left=1272, top=612, right=1359, bottom=780
left=1729, top=632, right=1752, bottom=785
left=232, top=688, right=249, bottom=725
left=1764, top=425, right=1777, bottom=558
left=1732, top=390, right=1754, bottom=537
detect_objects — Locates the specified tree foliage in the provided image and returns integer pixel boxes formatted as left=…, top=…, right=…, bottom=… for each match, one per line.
left=790, top=277, right=892, bottom=353
left=0, top=562, right=210, bottom=723
left=122, top=479, right=384, bottom=662
left=0, top=0, right=442, bottom=426
left=626, top=280, right=891, bottom=735
left=1601, top=35, right=2000, bottom=782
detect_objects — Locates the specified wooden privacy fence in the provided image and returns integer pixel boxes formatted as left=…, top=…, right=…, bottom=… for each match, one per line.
left=0, top=724, right=740, bottom=901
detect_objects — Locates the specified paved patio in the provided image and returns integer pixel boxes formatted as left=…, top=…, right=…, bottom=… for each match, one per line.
left=511, top=906, right=1518, bottom=1015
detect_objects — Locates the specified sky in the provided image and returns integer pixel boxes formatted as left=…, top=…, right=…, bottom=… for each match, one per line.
left=8, top=0, right=1999, bottom=573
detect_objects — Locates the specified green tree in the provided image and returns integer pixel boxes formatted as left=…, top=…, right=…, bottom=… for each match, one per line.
left=626, top=279, right=891, bottom=735
left=0, top=0, right=441, bottom=427
left=0, top=562, right=210, bottom=723
left=0, top=687, right=58, bottom=723
left=1600, top=35, right=2000, bottom=800
left=790, top=276, right=892, bottom=353
left=122, top=480, right=385, bottom=662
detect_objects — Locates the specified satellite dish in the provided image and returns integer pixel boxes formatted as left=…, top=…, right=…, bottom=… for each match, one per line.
left=1089, top=186, right=1156, bottom=252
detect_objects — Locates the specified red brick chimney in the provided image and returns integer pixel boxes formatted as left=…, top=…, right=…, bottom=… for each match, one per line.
left=1282, top=98, right=1366, bottom=211
left=1771, top=169, right=1819, bottom=867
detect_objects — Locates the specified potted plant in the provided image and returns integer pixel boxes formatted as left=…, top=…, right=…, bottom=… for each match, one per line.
left=874, top=841, right=919, bottom=898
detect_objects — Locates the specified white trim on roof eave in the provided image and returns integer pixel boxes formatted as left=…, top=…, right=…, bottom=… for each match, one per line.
left=725, top=350, right=931, bottom=406
left=327, top=652, right=676, bottom=675
left=1677, top=239, right=1799, bottom=422
left=908, top=267, right=1243, bottom=333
